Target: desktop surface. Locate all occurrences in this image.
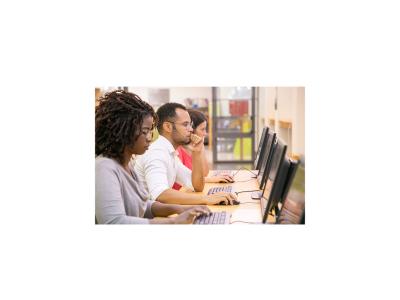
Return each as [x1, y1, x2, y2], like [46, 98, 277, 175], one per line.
[201, 170, 275, 224]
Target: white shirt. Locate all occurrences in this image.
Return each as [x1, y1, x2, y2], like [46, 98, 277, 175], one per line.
[134, 135, 193, 200]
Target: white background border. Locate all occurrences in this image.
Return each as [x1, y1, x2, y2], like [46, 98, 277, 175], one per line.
[1, 1, 399, 299]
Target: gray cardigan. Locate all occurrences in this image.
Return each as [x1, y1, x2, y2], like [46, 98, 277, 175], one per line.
[95, 156, 154, 224]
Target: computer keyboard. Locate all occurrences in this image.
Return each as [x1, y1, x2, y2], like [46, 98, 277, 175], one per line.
[207, 186, 233, 195]
[194, 211, 230, 224]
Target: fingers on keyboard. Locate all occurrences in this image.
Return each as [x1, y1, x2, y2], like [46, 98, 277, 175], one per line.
[194, 211, 227, 224]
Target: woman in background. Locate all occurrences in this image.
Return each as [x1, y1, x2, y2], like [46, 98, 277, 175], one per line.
[172, 109, 234, 190]
[95, 90, 210, 224]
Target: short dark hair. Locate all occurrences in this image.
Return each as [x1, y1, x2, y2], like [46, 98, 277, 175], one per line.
[156, 102, 187, 133]
[187, 109, 207, 129]
[95, 90, 157, 164]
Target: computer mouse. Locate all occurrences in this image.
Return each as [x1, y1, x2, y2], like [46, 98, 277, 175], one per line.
[218, 200, 240, 205]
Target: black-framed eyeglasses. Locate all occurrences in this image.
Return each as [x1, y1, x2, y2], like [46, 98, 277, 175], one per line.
[167, 121, 194, 130]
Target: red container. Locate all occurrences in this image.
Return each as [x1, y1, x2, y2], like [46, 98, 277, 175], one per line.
[229, 100, 248, 116]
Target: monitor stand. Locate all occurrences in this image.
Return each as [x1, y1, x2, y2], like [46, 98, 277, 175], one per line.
[251, 191, 262, 199]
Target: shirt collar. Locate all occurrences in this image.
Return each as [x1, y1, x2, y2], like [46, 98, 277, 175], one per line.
[156, 135, 178, 156]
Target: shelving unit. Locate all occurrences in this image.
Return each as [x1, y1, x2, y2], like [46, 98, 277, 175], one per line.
[211, 87, 256, 164]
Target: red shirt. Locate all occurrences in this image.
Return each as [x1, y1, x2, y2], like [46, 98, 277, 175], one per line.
[172, 146, 192, 190]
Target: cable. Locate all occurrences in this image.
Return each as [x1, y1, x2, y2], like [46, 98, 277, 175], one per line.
[235, 189, 262, 195]
[229, 220, 259, 224]
[232, 178, 254, 183]
[232, 167, 258, 177]
[231, 167, 245, 177]
[243, 167, 259, 176]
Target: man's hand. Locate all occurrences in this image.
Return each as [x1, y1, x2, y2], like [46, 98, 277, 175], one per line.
[190, 134, 204, 153]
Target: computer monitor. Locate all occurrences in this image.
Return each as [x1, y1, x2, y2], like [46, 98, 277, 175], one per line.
[276, 162, 305, 224]
[257, 130, 276, 190]
[280, 159, 299, 206]
[261, 138, 288, 224]
[253, 127, 269, 170]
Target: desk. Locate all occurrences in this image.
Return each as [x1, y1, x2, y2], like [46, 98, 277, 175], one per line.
[199, 170, 275, 224]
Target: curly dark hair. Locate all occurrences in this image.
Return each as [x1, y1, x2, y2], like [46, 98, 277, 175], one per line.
[95, 90, 158, 164]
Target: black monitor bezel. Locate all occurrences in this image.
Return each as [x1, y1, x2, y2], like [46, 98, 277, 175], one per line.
[280, 159, 299, 207]
[262, 138, 288, 224]
[254, 127, 269, 170]
[277, 162, 305, 223]
[257, 131, 276, 190]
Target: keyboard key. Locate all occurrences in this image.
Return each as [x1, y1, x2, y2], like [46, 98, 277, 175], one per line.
[194, 211, 230, 224]
[210, 213, 217, 224]
[207, 186, 233, 195]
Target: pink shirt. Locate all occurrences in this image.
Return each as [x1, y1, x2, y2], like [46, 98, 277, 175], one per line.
[172, 146, 192, 190]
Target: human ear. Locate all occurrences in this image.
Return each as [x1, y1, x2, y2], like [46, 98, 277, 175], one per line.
[162, 121, 172, 134]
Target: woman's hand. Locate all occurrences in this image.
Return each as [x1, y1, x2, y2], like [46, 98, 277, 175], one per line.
[172, 206, 212, 224]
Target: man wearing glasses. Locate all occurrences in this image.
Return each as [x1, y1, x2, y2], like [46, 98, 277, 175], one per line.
[134, 102, 237, 205]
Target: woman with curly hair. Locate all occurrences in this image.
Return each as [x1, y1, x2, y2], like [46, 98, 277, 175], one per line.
[95, 90, 210, 224]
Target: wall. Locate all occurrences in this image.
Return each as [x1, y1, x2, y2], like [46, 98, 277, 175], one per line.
[169, 87, 212, 104]
[125, 87, 212, 105]
[257, 87, 305, 160]
[292, 87, 305, 157]
[127, 87, 150, 100]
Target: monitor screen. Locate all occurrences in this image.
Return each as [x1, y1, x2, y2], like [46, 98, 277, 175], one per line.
[287, 164, 305, 201]
[277, 163, 305, 224]
[257, 131, 276, 189]
[253, 127, 269, 170]
[280, 159, 300, 205]
[261, 138, 288, 223]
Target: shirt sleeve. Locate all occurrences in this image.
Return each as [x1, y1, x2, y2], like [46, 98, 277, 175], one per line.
[142, 154, 171, 200]
[144, 200, 154, 219]
[96, 161, 150, 224]
[175, 158, 194, 189]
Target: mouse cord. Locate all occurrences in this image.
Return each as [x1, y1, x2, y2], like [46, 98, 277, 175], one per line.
[229, 211, 274, 224]
[243, 167, 258, 176]
[232, 178, 254, 183]
[229, 220, 259, 224]
[232, 167, 258, 177]
[235, 189, 262, 195]
[231, 167, 257, 177]
[231, 167, 244, 177]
